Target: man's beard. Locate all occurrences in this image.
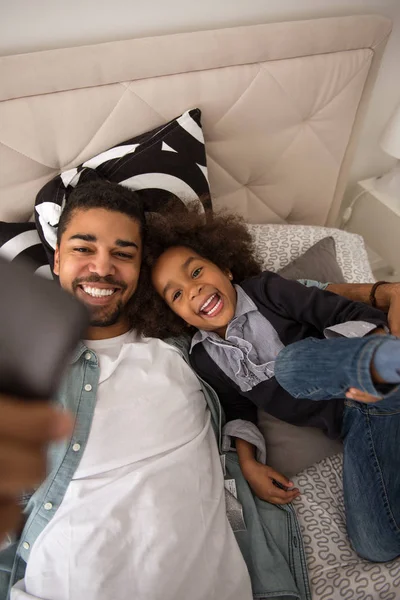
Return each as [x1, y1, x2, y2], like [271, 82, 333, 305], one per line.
[72, 275, 128, 328]
[89, 302, 124, 328]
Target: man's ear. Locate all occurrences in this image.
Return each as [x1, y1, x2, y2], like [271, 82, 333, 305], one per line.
[53, 245, 60, 276]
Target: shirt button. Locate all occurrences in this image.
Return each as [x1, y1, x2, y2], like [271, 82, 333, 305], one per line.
[22, 542, 30, 550]
[72, 443, 81, 452]
[85, 352, 92, 361]
[84, 384, 92, 392]
[44, 502, 53, 511]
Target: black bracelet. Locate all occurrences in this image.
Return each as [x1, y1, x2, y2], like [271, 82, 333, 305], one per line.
[369, 280, 389, 308]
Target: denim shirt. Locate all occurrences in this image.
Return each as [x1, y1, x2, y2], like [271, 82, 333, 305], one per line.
[0, 336, 312, 600]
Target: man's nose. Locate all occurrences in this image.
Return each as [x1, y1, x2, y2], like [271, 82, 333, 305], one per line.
[88, 252, 116, 277]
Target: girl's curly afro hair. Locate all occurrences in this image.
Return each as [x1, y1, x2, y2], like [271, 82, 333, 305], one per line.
[132, 202, 264, 339]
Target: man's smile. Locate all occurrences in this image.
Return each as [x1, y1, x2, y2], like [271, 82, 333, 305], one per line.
[75, 284, 120, 306]
[72, 278, 127, 307]
[81, 285, 117, 298]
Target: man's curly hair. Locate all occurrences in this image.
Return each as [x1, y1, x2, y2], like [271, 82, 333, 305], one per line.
[133, 202, 263, 339]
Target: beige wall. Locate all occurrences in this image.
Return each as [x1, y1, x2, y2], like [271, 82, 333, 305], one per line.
[1, 0, 399, 196]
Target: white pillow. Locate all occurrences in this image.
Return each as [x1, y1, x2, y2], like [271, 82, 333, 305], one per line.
[247, 224, 374, 283]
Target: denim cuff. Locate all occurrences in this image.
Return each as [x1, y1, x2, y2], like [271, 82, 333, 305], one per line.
[351, 335, 399, 397]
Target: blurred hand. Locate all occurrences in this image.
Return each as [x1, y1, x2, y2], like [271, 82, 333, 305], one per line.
[345, 387, 382, 403]
[241, 460, 300, 505]
[387, 284, 400, 336]
[369, 327, 387, 336]
[0, 395, 72, 541]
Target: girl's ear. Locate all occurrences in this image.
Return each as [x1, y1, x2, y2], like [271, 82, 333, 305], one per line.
[227, 271, 233, 281]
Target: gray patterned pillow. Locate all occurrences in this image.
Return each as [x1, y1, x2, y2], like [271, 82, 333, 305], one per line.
[278, 236, 345, 283]
[248, 224, 374, 283]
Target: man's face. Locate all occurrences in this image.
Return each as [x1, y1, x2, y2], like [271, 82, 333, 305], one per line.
[54, 208, 142, 336]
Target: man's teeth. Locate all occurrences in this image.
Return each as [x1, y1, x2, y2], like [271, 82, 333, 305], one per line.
[82, 286, 115, 298]
[200, 294, 217, 312]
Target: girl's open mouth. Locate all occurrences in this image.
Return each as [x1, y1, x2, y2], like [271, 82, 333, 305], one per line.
[199, 293, 224, 318]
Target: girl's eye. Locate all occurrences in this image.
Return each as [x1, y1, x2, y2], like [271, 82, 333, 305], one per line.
[115, 252, 133, 259]
[192, 267, 202, 278]
[172, 290, 182, 302]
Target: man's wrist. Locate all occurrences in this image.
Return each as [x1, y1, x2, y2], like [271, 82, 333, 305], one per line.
[374, 283, 400, 311]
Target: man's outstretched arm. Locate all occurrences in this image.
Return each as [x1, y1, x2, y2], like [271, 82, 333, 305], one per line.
[326, 282, 400, 335]
[0, 395, 72, 543]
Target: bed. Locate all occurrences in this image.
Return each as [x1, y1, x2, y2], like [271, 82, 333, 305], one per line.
[1, 13, 399, 600]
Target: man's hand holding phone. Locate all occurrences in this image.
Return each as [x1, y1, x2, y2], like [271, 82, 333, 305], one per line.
[0, 257, 89, 542]
[0, 394, 73, 542]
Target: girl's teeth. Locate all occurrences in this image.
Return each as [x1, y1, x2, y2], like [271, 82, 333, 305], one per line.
[205, 298, 222, 315]
[200, 294, 216, 311]
[82, 286, 115, 298]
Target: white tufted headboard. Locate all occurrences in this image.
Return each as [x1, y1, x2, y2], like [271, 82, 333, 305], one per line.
[0, 15, 392, 225]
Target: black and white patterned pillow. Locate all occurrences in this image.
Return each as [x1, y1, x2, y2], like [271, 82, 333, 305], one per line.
[0, 222, 52, 278]
[35, 108, 210, 267]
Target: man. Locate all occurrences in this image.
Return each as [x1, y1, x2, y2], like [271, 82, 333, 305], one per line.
[0, 180, 399, 600]
[0, 182, 257, 600]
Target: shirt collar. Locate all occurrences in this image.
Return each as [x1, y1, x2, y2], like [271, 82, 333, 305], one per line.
[69, 341, 88, 364]
[234, 284, 258, 319]
[69, 329, 138, 364]
[190, 285, 258, 353]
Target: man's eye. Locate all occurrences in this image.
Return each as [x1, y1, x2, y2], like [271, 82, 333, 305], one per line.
[74, 247, 90, 253]
[172, 291, 182, 302]
[192, 267, 202, 278]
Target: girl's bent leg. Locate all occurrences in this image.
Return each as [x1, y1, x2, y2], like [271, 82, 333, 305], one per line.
[274, 335, 399, 401]
[342, 400, 400, 561]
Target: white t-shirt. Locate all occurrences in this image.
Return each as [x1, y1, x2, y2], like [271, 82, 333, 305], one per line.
[13, 331, 251, 600]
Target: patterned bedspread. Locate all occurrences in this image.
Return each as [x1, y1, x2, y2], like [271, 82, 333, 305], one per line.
[292, 454, 400, 600]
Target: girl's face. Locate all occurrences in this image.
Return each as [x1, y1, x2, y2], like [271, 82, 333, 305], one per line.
[151, 246, 237, 337]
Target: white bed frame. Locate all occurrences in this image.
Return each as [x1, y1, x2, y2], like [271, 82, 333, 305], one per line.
[0, 14, 392, 227]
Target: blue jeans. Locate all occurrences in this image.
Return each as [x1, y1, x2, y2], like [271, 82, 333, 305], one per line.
[274, 335, 400, 562]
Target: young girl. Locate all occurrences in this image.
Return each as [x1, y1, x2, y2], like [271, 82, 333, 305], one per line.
[139, 204, 400, 562]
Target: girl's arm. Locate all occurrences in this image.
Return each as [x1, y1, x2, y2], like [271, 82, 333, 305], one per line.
[190, 349, 299, 504]
[236, 438, 300, 505]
